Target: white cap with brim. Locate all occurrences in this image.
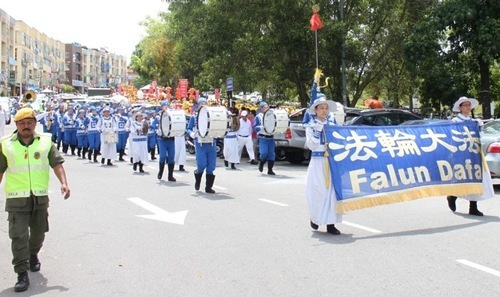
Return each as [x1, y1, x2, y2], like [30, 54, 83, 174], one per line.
[452, 97, 479, 112]
[309, 98, 337, 115]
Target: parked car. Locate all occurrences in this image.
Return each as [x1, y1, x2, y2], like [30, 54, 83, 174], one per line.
[344, 108, 423, 126]
[0, 97, 12, 124]
[480, 119, 500, 185]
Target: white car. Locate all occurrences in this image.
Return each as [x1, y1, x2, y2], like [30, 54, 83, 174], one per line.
[0, 97, 12, 124]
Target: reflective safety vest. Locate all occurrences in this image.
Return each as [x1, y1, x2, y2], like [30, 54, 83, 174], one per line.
[1, 134, 52, 198]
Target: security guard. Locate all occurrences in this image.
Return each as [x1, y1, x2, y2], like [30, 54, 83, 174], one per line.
[0, 108, 71, 292]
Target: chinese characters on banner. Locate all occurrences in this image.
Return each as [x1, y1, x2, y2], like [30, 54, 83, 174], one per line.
[324, 121, 484, 213]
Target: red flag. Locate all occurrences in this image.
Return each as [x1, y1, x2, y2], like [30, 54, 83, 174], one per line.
[310, 12, 323, 31]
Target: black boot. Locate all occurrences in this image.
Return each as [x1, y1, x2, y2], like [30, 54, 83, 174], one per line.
[179, 165, 185, 172]
[93, 151, 98, 162]
[119, 149, 125, 161]
[224, 160, 229, 167]
[231, 163, 236, 169]
[62, 144, 68, 154]
[101, 158, 105, 164]
[158, 162, 165, 180]
[82, 148, 88, 159]
[205, 173, 216, 194]
[139, 162, 145, 173]
[151, 149, 157, 160]
[326, 224, 341, 235]
[447, 196, 457, 212]
[107, 159, 113, 166]
[71, 145, 76, 155]
[194, 171, 203, 191]
[259, 160, 266, 172]
[469, 201, 483, 216]
[168, 164, 176, 182]
[29, 254, 41, 272]
[267, 161, 276, 175]
[310, 220, 319, 230]
[130, 157, 133, 164]
[14, 272, 29, 292]
[77, 148, 82, 157]
[133, 162, 138, 171]
[88, 149, 93, 160]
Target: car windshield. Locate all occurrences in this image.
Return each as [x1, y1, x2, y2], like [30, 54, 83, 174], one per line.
[483, 121, 500, 134]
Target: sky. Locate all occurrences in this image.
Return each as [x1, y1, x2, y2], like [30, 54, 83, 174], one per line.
[2, 0, 168, 62]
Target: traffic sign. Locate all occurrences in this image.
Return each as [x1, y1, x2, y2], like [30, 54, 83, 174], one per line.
[226, 77, 233, 92]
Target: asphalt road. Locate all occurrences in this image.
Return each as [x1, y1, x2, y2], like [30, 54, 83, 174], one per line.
[0, 123, 499, 297]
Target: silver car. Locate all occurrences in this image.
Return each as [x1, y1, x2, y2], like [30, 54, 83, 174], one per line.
[481, 119, 500, 185]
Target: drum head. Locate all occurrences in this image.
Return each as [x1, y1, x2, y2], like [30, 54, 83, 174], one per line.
[263, 110, 276, 134]
[160, 110, 170, 137]
[197, 106, 209, 137]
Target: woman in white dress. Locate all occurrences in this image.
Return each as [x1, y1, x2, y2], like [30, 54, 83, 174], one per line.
[130, 112, 149, 173]
[446, 96, 494, 216]
[224, 111, 240, 169]
[98, 107, 117, 166]
[305, 97, 342, 235]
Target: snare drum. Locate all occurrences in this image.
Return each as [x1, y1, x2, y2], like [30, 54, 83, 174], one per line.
[197, 106, 229, 138]
[103, 131, 118, 144]
[263, 109, 290, 134]
[160, 110, 187, 137]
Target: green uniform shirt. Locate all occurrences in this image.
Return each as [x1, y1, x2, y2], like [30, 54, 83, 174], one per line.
[0, 131, 64, 212]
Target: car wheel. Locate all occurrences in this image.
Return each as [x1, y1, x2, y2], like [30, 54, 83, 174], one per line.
[275, 148, 287, 161]
[286, 151, 306, 164]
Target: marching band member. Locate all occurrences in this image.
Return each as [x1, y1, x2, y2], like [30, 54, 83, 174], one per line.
[130, 112, 149, 173]
[187, 98, 217, 193]
[87, 106, 101, 162]
[224, 110, 240, 169]
[54, 103, 65, 151]
[253, 102, 276, 175]
[115, 107, 129, 161]
[75, 109, 90, 159]
[305, 96, 342, 235]
[39, 104, 57, 142]
[446, 96, 494, 216]
[97, 107, 117, 166]
[174, 132, 187, 172]
[146, 111, 157, 160]
[125, 108, 139, 164]
[61, 106, 77, 155]
[237, 110, 258, 165]
[155, 102, 176, 181]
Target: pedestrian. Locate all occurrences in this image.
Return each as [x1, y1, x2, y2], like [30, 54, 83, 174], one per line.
[305, 96, 342, 235]
[237, 109, 258, 165]
[98, 106, 117, 166]
[114, 106, 129, 161]
[0, 107, 71, 292]
[446, 96, 494, 216]
[75, 109, 89, 159]
[61, 106, 77, 155]
[253, 102, 276, 175]
[86, 106, 101, 162]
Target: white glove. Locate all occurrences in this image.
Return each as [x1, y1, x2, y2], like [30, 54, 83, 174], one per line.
[190, 132, 196, 138]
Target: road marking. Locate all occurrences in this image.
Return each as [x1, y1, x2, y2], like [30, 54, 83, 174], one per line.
[342, 221, 382, 234]
[128, 197, 188, 225]
[259, 199, 289, 207]
[212, 185, 228, 191]
[456, 259, 500, 277]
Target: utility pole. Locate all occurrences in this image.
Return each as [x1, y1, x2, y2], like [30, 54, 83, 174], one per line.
[340, 0, 347, 107]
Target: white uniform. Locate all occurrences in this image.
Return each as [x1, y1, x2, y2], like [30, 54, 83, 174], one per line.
[130, 120, 149, 165]
[451, 114, 494, 201]
[224, 129, 240, 164]
[237, 117, 255, 160]
[174, 136, 186, 166]
[98, 116, 117, 160]
[305, 113, 342, 225]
